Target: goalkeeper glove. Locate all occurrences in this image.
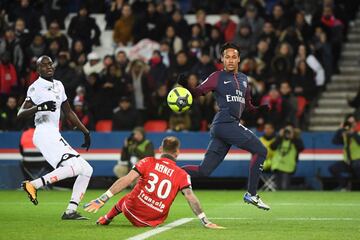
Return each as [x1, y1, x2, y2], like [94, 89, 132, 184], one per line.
[198, 213, 225, 229]
[37, 101, 56, 112]
[84, 190, 113, 213]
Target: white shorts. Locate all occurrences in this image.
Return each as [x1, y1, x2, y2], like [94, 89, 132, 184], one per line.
[33, 126, 80, 169]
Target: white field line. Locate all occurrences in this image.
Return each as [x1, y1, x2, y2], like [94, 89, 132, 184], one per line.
[211, 217, 360, 221]
[1, 202, 360, 207]
[126, 218, 193, 240]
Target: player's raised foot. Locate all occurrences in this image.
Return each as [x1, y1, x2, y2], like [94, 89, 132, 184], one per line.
[61, 211, 89, 220]
[96, 216, 112, 225]
[243, 192, 270, 210]
[22, 181, 38, 205]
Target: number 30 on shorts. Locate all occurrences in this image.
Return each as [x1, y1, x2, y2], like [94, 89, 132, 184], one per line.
[145, 173, 172, 199]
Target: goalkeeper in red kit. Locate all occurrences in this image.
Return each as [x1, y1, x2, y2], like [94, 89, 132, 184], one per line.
[84, 136, 223, 229]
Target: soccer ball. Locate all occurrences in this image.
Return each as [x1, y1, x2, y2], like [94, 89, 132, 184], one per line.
[167, 87, 193, 113]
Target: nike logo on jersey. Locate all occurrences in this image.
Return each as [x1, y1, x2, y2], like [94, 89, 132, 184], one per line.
[224, 81, 232, 84]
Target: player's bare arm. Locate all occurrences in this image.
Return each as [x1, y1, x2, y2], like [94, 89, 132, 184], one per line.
[182, 188, 225, 229]
[84, 170, 140, 213]
[61, 100, 91, 150]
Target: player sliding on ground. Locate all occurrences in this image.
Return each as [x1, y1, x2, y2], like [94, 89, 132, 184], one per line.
[179, 43, 270, 210]
[84, 136, 224, 229]
[17, 55, 92, 220]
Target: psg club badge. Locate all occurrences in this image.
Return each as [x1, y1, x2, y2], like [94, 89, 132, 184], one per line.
[243, 81, 247, 88]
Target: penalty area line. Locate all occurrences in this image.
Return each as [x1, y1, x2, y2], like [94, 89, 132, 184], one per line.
[126, 218, 193, 240]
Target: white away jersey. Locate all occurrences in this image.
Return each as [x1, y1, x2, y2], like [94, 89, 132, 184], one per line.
[26, 77, 67, 128]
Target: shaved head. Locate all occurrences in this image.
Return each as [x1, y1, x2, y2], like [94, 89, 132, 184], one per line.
[36, 55, 55, 80]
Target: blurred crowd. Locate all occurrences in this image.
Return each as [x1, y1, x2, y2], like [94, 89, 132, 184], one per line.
[0, 0, 359, 132]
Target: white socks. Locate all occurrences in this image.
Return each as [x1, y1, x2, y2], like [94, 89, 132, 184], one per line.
[31, 166, 75, 189]
[66, 175, 91, 212]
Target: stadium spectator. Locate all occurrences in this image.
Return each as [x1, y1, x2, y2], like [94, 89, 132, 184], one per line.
[0, 52, 17, 97]
[270, 42, 294, 83]
[26, 34, 47, 60]
[291, 60, 317, 102]
[208, 26, 224, 62]
[258, 21, 278, 55]
[191, 50, 217, 81]
[63, 92, 94, 131]
[319, 5, 344, 73]
[43, 0, 69, 29]
[234, 22, 256, 59]
[254, 39, 272, 79]
[45, 39, 61, 63]
[0, 27, 24, 75]
[191, 9, 212, 43]
[114, 50, 129, 74]
[268, 4, 289, 36]
[168, 51, 191, 86]
[294, 44, 325, 90]
[169, 10, 190, 42]
[105, 0, 126, 30]
[260, 85, 283, 130]
[240, 5, 264, 40]
[330, 115, 360, 190]
[23, 57, 38, 88]
[294, 11, 312, 44]
[162, 25, 183, 55]
[214, 9, 237, 42]
[0, 95, 19, 130]
[43, 21, 69, 52]
[119, 126, 154, 170]
[147, 50, 168, 91]
[149, 84, 171, 120]
[54, 51, 80, 100]
[69, 40, 87, 70]
[128, 59, 149, 116]
[270, 123, 304, 190]
[311, 26, 333, 84]
[279, 81, 298, 128]
[9, 0, 41, 35]
[259, 122, 276, 171]
[14, 18, 32, 52]
[113, 4, 135, 47]
[133, 1, 165, 43]
[83, 52, 103, 76]
[67, 5, 101, 53]
[112, 96, 142, 131]
[159, 40, 174, 68]
[169, 111, 191, 132]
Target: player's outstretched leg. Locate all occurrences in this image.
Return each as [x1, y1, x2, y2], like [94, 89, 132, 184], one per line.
[22, 181, 38, 205]
[62, 157, 93, 220]
[97, 196, 126, 225]
[241, 135, 270, 210]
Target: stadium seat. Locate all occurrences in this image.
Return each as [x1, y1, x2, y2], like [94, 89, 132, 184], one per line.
[95, 120, 113, 132]
[144, 120, 168, 132]
[200, 120, 208, 131]
[296, 96, 307, 118]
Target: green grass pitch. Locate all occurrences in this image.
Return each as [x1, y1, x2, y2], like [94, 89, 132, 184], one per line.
[0, 190, 359, 240]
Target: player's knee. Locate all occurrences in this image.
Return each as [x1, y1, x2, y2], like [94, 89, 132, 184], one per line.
[79, 157, 93, 177]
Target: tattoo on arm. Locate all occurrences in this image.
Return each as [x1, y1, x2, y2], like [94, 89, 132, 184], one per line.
[182, 188, 203, 216]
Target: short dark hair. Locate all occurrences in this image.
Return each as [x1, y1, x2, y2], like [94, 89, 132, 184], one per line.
[161, 136, 180, 154]
[220, 42, 240, 56]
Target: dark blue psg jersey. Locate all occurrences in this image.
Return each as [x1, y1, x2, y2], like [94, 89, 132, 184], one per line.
[192, 70, 258, 124]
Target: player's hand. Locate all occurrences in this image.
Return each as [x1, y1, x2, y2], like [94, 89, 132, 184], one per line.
[37, 101, 56, 112]
[204, 222, 226, 229]
[258, 104, 270, 114]
[176, 73, 187, 87]
[83, 198, 105, 213]
[81, 132, 91, 151]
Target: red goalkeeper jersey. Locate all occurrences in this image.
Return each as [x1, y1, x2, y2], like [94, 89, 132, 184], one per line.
[123, 155, 192, 226]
